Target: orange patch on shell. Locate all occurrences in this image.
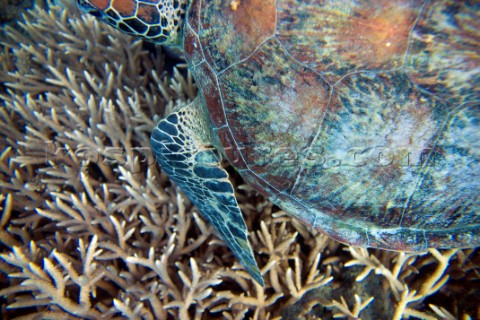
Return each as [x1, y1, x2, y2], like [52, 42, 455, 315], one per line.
[111, 0, 137, 17]
[137, 4, 158, 23]
[88, 0, 111, 10]
[343, 1, 417, 68]
[228, 0, 275, 41]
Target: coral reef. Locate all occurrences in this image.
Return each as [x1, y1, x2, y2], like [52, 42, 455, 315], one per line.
[0, 1, 479, 319]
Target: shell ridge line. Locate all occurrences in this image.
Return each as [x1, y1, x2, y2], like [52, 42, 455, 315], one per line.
[273, 29, 343, 196]
[329, 0, 428, 88]
[275, 35, 333, 87]
[192, 58, 206, 70]
[210, 14, 275, 189]
[285, 0, 427, 195]
[216, 35, 276, 76]
[197, 72, 230, 155]
[237, 168, 283, 196]
[236, 176, 479, 249]
[401, 0, 430, 68]
[279, 42, 404, 195]
[272, 34, 337, 195]
[212, 124, 228, 131]
[185, 4, 206, 69]
[187, 2, 231, 161]
[288, 85, 334, 196]
[398, 100, 479, 227]
[282, 180, 480, 235]
[213, 69, 244, 165]
[409, 81, 448, 108]
[184, 5, 265, 197]
[217, 0, 279, 76]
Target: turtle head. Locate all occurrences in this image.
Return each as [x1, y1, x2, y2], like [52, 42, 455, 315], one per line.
[76, 0, 187, 46]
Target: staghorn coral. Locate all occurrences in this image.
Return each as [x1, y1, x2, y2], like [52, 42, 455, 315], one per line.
[0, 1, 479, 319]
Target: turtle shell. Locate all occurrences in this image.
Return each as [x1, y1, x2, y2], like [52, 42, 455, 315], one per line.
[184, 0, 480, 250]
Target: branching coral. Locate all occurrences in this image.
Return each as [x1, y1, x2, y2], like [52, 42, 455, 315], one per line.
[0, 1, 479, 319]
[1, 238, 104, 319]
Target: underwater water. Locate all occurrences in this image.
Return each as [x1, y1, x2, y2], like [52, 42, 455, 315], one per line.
[0, 0, 479, 319]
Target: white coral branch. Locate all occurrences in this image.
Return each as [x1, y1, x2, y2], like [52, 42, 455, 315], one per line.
[326, 294, 374, 319]
[0, 237, 104, 319]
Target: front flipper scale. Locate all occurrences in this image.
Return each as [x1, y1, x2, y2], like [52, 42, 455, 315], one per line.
[150, 98, 264, 286]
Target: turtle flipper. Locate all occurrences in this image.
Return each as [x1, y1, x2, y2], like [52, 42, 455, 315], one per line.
[150, 98, 263, 286]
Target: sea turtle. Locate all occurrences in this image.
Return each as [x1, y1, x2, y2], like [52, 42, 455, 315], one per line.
[76, 0, 480, 285]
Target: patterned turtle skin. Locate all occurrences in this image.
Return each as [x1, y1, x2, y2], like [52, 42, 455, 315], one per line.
[77, 0, 480, 284]
[76, 0, 186, 44]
